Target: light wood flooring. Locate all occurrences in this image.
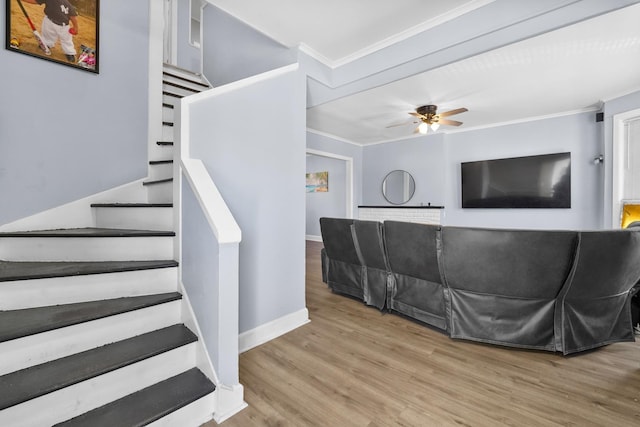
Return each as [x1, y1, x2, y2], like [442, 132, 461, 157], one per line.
[206, 241, 640, 426]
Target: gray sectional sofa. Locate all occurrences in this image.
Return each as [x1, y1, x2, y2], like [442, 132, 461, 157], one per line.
[319, 217, 640, 355]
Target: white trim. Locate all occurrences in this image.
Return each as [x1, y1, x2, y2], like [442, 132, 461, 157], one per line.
[179, 280, 220, 385]
[306, 148, 354, 219]
[148, 0, 164, 177]
[305, 234, 322, 242]
[222, 1, 493, 69]
[600, 85, 640, 104]
[238, 308, 310, 353]
[612, 108, 640, 228]
[183, 63, 299, 107]
[330, 0, 496, 68]
[297, 43, 335, 68]
[181, 159, 242, 244]
[306, 128, 361, 146]
[213, 384, 248, 424]
[336, 107, 602, 147]
[443, 107, 601, 135]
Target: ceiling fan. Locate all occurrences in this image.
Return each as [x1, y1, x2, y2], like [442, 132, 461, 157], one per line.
[388, 105, 468, 134]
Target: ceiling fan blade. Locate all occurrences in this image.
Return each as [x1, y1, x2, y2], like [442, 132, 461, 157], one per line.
[438, 118, 463, 126]
[438, 107, 468, 118]
[386, 120, 418, 128]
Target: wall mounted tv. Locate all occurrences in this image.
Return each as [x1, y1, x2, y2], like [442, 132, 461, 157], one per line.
[461, 152, 571, 208]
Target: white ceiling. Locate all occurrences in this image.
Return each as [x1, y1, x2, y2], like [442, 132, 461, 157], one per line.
[208, 0, 640, 145]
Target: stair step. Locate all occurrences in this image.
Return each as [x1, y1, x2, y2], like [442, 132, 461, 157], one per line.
[91, 203, 173, 208]
[0, 228, 175, 262]
[163, 79, 202, 94]
[162, 102, 174, 109]
[91, 204, 173, 231]
[149, 159, 173, 165]
[0, 259, 177, 282]
[0, 324, 196, 411]
[157, 141, 174, 146]
[0, 292, 181, 344]
[163, 121, 174, 127]
[163, 70, 210, 88]
[56, 368, 215, 427]
[143, 178, 173, 186]
[0, 228, 174, 238]
[162, 90, 184, 99]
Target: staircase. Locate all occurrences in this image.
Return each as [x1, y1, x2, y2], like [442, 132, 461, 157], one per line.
[0, 65, 215, 426]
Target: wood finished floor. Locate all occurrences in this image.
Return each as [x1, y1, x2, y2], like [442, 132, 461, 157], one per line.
[206, 241, 640, 426]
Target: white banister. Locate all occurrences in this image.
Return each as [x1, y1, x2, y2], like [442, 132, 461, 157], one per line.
[181, 158, 241, 244]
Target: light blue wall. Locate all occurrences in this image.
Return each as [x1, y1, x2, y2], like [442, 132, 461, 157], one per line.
[176, 0, 201, 72]
[0, 0, 149, 226]
[361, 112, 603, 229]
[306, 131, 363, 217]
[444, 113, 602, 229]
[201, 5, 295, 87]
[363, 134, 446, 207]
[306, 155, 346, 238]
[188, 67, 306, 334]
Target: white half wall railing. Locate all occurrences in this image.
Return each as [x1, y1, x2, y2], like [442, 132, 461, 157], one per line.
[174, 94, 246, 423]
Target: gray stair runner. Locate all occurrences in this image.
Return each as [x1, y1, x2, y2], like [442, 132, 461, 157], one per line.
[0, 259, 177, 282]
[0, 293, 181, 343]
[55, 368, 215, 427]
[0, 324, 197, 411]
[0, 227, 174, 238]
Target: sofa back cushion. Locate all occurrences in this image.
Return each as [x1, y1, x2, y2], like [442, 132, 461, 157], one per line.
[352, 220, 388, 271]
[384, 221, 441, 283]
[442, 227, 578, 298]
[352, 220, 389, 310]
[559, 229, 640, 353]
[319, 217, 359, 265]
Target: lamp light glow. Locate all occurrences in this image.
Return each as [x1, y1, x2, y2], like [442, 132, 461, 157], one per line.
[430, 122, 440, 131]
[418, 122, 429, 134]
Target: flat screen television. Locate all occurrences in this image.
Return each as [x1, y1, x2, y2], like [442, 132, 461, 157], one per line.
[461, 152, 571, 208]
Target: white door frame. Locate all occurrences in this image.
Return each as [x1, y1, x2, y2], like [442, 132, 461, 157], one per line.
[611, 108, 640, 227]
[163, 0, 178, 65]
[306, 149, 354, 220]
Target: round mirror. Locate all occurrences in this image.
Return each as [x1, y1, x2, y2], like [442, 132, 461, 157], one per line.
[382, 170, 416, 205]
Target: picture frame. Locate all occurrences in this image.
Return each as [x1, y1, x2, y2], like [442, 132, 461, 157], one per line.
[306, 171, 329, 193]
[5, 0, 99, 73]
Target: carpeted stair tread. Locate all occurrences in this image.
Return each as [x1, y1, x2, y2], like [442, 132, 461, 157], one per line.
[0, 259, 178, 282]
[0, 325, 196, 411]
[0, 292, 181, 344]
[55, 368, 215, 427]
[91, 203, 172, 207]
[0, 227, 174, 238]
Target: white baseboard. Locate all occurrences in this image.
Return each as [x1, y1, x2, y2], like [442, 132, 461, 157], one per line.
[238, 308, 310, 353]
[305, 234, 322, 242]
[213, 384, 248, 424]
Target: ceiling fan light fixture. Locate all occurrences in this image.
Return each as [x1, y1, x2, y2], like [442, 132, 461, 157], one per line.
[430, 122, 440, 131]
[418, 122, 429, 134]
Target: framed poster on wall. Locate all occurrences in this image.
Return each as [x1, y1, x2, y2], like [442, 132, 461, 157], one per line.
[5, 0, 99, 72]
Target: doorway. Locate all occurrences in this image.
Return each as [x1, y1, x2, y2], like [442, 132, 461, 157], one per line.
[612, 109, 640, 227]
[305, 149, 353, 241]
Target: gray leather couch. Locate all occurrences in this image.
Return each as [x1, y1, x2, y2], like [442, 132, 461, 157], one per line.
[319, 217, 640, 355]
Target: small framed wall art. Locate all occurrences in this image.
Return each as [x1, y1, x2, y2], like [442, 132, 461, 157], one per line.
[6, 0, 99, 72]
